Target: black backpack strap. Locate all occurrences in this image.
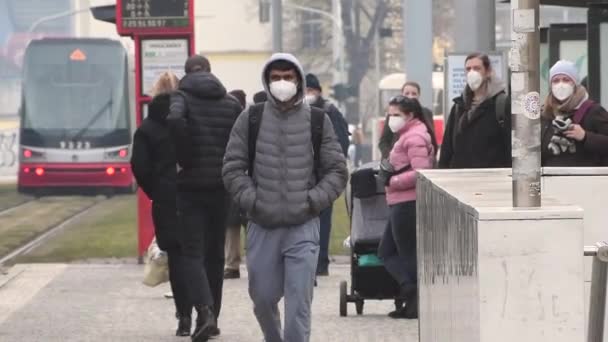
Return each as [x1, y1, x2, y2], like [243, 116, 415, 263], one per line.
[248, 103, 265, 177]
[495, 92, 507, 128]
[310, 107, 325, 182]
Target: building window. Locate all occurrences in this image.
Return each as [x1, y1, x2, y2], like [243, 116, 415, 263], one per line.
[301, 12, 322, 49]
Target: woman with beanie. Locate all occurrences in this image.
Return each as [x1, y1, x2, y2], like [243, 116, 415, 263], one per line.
[541, 60, 608, 166]
[377, 96, 436, 319]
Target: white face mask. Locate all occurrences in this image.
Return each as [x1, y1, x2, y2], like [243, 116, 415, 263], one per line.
[388, 116, 407, 133]
[552, 82, 575, 102]
[305, 94, 318, 104]
[270, 80, 298, 102]
[467, 70, 484, 91]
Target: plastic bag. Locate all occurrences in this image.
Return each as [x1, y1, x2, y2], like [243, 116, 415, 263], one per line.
[343, 235, 351, 249]
[142, 238, 169, 287]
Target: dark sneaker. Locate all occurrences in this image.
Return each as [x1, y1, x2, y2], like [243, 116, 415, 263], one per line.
[223, 269, 240, 279]
[192, 306, 217, 342]
[176, 316, 191, 336]
[403, 294, 418, 319]
[388, 306, 408, 319]
[209, 326, 221, 337]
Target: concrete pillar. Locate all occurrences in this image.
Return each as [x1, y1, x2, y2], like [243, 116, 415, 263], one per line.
[404, 0, 433, 109]
[454, 0, 496, 52]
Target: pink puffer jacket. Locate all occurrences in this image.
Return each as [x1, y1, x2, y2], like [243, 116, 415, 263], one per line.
[385, 118, 434, 205]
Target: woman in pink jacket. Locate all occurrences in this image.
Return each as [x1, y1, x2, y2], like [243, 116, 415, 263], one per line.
[378, 96, 436, 319]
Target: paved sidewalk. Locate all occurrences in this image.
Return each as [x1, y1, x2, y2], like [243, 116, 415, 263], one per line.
[0, 263, 418, 341]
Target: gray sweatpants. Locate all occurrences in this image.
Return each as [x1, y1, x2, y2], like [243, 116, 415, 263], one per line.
[246, 218, 320, 342]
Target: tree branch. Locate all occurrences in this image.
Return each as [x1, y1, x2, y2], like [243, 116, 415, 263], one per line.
[363, 0, 388, 48]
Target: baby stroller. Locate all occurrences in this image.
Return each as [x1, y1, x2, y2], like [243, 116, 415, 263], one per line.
[339, 161, 403, 316]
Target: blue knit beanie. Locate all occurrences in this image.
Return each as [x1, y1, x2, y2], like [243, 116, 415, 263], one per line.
[549, 60, 579, 84]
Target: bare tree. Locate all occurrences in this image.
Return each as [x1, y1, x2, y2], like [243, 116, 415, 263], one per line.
[339, 0, 389, 123]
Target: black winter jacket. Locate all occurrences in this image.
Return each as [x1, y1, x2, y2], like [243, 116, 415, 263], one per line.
[439, 91, 511, 169]
[131, 94, 177, 202]
[310, 97, 350, 157]
[167, 72, 242, 191]
[541, 103, 608, 167]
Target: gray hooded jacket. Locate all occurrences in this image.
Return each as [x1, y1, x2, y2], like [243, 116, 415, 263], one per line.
[222, 53, 348, 228]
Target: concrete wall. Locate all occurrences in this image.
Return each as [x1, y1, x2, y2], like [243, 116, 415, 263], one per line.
[542, 167, 608, 341]
[417, 169, 586, 342]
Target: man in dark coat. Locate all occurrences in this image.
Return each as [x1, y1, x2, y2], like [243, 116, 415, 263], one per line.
[167, 55, 242, 342]
[305, 73, 350, 276]
[439, 53, 511, 169]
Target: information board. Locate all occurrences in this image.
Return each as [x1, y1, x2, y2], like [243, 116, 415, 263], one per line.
[141, 38, 188, 96]
[121, 0, 189, 31]
[444, 52, 506, 120]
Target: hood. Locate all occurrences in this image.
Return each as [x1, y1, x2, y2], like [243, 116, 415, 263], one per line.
[179, 71, 227, 100]
[463, 75, 506, 104]
[261, 53, 306, 108]
[148, 93, 171, 123]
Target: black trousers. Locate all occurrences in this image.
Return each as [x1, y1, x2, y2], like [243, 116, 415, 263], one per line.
[177, 190, 228, 320]
[152, 201, 191, 317]
[378, 200, 417, 288]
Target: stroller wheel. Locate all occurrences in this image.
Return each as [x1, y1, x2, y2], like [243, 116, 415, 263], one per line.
[355, 300, 364, 315]
[339, 281, 348, 317]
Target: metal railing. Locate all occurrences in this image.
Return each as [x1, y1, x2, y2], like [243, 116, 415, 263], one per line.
[585, 241, 608, 342]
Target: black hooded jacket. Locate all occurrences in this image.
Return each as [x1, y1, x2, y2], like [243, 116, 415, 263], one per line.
[439, 79, 511, 169]
[131, 94, 177, 202]
[167, 72, 242, 191]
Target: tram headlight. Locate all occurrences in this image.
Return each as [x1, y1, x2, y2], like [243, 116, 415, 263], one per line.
[105, 148, 129, 160]
[21, 148, 44, 159]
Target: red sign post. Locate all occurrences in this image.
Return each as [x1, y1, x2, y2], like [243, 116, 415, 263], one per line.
[114, 0, 196, 261]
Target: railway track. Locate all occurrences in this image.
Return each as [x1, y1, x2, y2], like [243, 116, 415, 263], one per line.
[0, 197, 106, 265]
[0, 199, 36, 217]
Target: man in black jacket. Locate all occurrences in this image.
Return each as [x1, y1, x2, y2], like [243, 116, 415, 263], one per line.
[439, 53, 511, 169]
[305, 73, 349, 276]
[167, 55, 242, 342]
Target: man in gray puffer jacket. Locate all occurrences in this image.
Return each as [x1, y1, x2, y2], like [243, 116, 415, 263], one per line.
[222, 53, 347, 342]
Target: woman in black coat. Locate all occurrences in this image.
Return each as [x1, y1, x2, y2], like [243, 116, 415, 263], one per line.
[131, 73, 192, 336]
[541, 60, 608, 166]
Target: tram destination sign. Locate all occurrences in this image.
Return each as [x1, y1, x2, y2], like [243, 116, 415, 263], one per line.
[120, 0, 190, 31]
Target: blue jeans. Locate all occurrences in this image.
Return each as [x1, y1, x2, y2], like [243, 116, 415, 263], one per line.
[317, 205, 333, 273]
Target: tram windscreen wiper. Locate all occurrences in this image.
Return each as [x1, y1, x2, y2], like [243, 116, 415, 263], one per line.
[69, 96, 113, 142]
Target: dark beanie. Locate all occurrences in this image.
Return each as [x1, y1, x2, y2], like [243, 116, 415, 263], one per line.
[306, 73, 322, 91]
[253, 91, 268, 104]
[185, 55, 211, 74]
[229, 90, 247, 108]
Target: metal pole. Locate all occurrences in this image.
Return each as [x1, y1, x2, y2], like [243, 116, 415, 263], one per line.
[587, 242, 608, 342]
[510, 0, 541, 207]
[272, 0, 283, 52]
[375, 26, 381, 118]
[405, 0, 433, 108]
[332, 0, 342, 85]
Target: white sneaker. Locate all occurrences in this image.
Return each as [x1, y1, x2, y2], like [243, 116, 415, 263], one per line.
[164, 291, 173, 299]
